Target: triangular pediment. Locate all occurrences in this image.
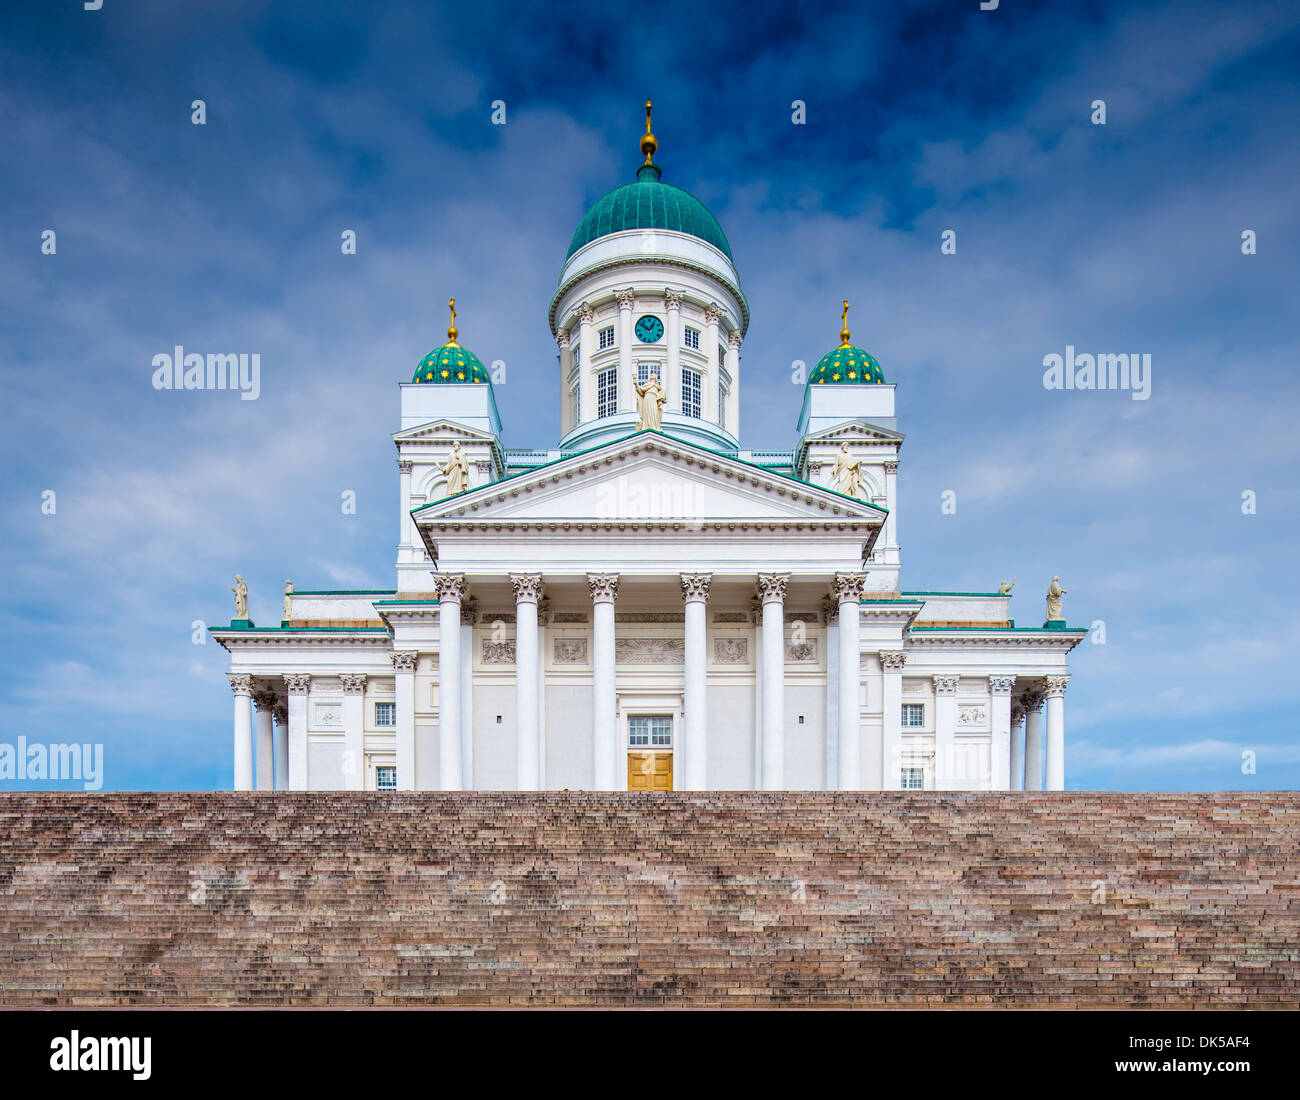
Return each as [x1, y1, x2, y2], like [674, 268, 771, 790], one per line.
[414, 431, 885, 526]
[802, 419, 904, 445]
[393, 419, 498, 444]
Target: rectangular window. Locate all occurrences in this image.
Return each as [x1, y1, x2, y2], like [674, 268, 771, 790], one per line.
[681, 367, 701, 418]
[683, 326, 700, 350]
[374, 702, 396, 727]
[376, 765, 397, 790]
[718, 382, 727, 431]
[901, 767, 924, 790]
[718, 344, 727, 368]
[597, 368, 618, 418]
[628, 715, 673, 748]
[901, 703, 925, 728]
[570, 342, 580, 366]
[636, 361, 660, 384]
[598, 326, 616, 350]
[570, 382, 580, 426]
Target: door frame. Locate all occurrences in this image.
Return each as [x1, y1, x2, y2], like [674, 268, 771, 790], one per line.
[617, 693, 682, 791]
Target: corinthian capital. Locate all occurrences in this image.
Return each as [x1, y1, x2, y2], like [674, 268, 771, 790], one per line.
[556, 329, 570, 350]
[616, 289, 636, 311]
[282, 673, 311, 695]
[510, 572, 545, 604]
[755, 572, 789, 605]
[989, 675, 1016, 696]
[704, 303, 722, 325]
[1043, 675, 1070, 699]
[664, 288, 683, 311]
[339, 673, 367, 695]
[727, 329, 742, 350]
[680, 572, 712, 603]
[587, 572, 620, 604]
[227, 674, 254, 698]
[389, 651, 418, 673]
[933, 674, 960, 696]
[831, 572, 867, 605]
[433, 572, 467, 604]
[578, 302, 594, 324]
[879, 650, 907, 671]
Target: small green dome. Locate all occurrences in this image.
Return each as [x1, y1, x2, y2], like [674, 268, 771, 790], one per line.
[412, 343, 489, 384]
[808, 345, 886, 385]
[566, 162, 733, 262]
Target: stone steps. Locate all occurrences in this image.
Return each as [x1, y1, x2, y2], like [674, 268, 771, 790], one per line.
[0, 792, 1297, 1006]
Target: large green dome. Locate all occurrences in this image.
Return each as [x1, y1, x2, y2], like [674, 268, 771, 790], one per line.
[566, 162, 733, 261]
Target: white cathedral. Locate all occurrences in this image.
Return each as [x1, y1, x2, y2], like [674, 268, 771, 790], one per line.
[215, 106, 1084, 795]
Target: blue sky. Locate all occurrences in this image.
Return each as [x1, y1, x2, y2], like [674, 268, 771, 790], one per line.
[2, 0, 1298, 790]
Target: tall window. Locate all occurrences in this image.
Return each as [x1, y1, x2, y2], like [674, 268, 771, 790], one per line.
[570, 342, 580, 366]
[598, 326, 616, 350]
[636, 362, 660, 384]
[628, 716, 672, 747]
[681, 367, 702, 418]
[374, 702, 395, 727]
[901, 767, 925, 790]
[901, 703, 925, 728]
[718, 381, 727, 431]
[570, 381, 581, 426]
[683, 326, 700, 350]
[597, 368, 618, 418]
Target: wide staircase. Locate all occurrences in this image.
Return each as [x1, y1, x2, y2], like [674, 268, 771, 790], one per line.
[1, 791, 1297, 1006]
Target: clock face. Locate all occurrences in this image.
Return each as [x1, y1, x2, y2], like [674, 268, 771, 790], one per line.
[634, 315, 664, 343]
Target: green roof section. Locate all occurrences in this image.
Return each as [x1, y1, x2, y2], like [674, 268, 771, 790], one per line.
[808, 344, 886, 386]
[566, 162, 733, 262]
[412, 342, 490, 385]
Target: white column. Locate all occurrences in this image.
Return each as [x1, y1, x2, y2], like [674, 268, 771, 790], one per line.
[665, 290, 682, 413]
[340, 673, 366, 791]
[882, 461, 899, 565]
[434, 574, 465, 791]
[398, 459, 413, 562]
[284, 674, 310, 791]
[1023, 692, 1044, 791]
[1010, 704, 1026, 791]
[822, 599, 839, 789]
[273, 705, 288, 790]
[557, 330, 572, 435]
[757, 573, 789, 790]
[512, 573, 544, 790]
[390, 654, 417, 790]
[253, 690, 275, 791]
[933, 674, 959, 790]
[681, 573, 711, 790]
[589, 573, 619, 788]
[712, 308, 722, 429]
[229, 674, 254, 791]
[880, 652, 905, 788]
[460, 599, 477, 789]
[833, 573, 866, 789]
[1044, 675, 1069, 791]
[537, 598, 549, 788]
[725, 329, 741, 438]
[578, 303, 595, 424]
[990, 676, 1015, 791]
[752, 600, 764, 787]
[616, 290, 635, 412]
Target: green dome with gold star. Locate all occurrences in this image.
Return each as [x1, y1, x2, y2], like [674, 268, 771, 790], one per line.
[412, 298, 491, 384]
[807, 299, 886, 385]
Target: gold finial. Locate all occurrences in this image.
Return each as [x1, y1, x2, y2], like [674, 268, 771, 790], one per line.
[839, 298, 852, 347]
[640, 99, 657, 164]
[446, 297, 459, 346]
